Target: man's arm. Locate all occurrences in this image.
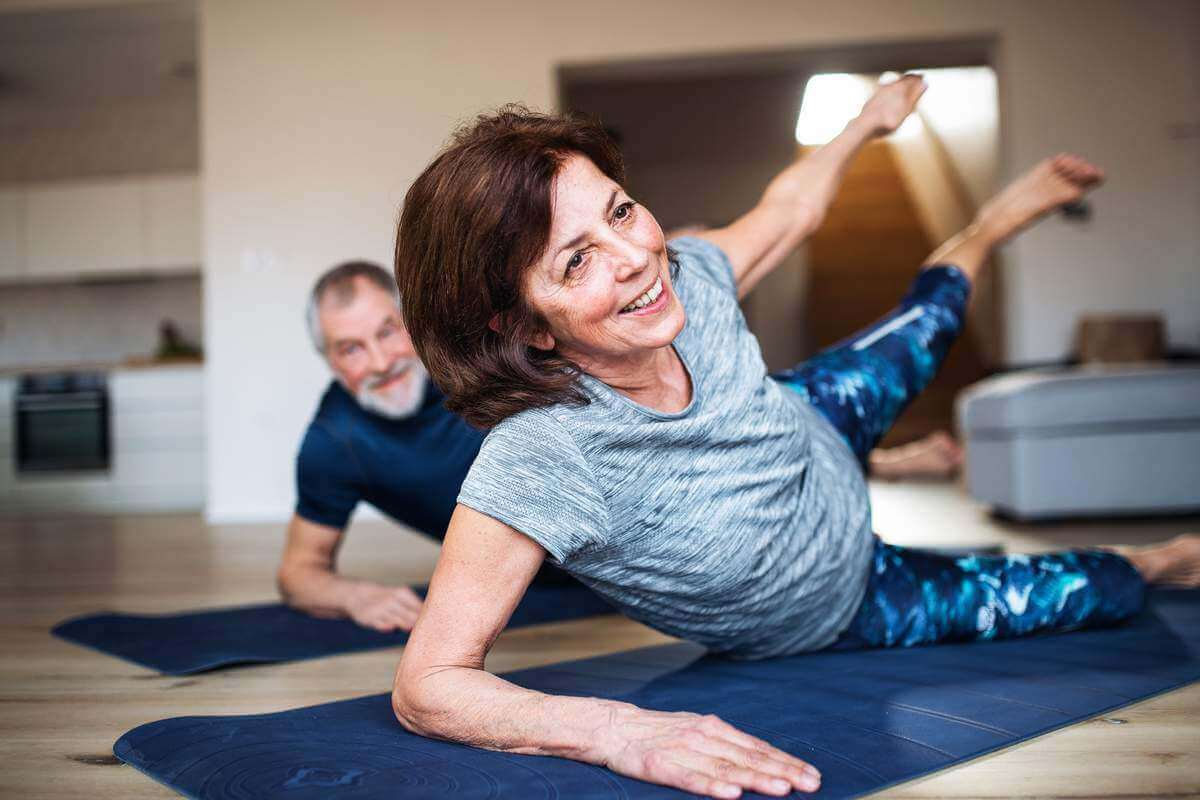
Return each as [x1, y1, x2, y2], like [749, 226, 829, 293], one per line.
[392, 504, 819, 799]
[277, 514, 423, 632]
[697, 75, 927, 298]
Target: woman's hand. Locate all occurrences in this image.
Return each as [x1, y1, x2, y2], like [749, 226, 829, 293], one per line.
[858, 74, 927, 138]
[594, 704, 821, 798]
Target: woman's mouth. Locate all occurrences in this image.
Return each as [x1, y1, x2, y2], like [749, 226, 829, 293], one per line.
[619, 276, 666, 315]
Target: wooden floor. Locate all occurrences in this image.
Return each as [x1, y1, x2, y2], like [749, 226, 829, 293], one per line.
[1, 482, 1197, 799]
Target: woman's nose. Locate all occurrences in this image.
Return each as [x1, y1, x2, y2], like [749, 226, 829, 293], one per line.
[611, 239, 650, 282]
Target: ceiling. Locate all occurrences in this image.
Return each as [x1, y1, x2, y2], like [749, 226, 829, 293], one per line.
[0, 1, 198, 183]
[0, 1, 194, 104]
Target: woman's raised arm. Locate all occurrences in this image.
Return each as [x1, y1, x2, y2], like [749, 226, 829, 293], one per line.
[697, 75, 927, 299]
[392, 503, 821, 799]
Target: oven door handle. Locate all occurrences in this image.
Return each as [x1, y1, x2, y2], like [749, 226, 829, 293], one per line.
[18, 400, 105, 412]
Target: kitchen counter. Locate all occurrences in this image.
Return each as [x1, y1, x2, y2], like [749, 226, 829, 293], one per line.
[0, 356, 203, 377]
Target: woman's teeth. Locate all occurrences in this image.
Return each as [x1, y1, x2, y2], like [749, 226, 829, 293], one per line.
[621, 277, 664, 313]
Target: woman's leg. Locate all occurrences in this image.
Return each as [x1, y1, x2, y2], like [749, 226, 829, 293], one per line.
[773, 266, 969, 465]
[774, 154, 1105, 465]
[839, 537, 1147, 649]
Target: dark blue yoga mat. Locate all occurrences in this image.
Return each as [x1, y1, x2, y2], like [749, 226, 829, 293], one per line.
[115, 589, 1199, 799]
[53, 582, 614, 675]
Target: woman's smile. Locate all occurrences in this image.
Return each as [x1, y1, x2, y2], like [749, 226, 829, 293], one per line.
[619, 275, 668, 316]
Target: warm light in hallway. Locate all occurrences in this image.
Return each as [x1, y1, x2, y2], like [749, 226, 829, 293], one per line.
[796, 66, 997, 147]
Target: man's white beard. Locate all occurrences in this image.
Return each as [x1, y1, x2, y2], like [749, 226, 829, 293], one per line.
[354, 360, 429, 420]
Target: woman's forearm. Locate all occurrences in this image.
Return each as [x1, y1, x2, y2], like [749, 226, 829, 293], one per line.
[759, 114, 877, 232]
[719, 77, 925, 297]
[720, 114, 884, 298]
[393, 662, 822, 797]
[393, 664, 626, 762]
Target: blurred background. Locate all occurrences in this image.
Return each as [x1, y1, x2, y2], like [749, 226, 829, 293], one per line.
[0, 0, 1196, 520]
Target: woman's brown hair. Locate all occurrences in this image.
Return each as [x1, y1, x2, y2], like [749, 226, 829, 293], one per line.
[394, 105, 625, 429]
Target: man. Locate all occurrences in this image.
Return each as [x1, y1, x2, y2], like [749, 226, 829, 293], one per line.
[278, 261, 486, 632]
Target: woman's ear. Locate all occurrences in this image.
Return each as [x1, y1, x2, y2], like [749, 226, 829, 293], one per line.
[528, 330, 556, 351]
[489, 313, 555, 351]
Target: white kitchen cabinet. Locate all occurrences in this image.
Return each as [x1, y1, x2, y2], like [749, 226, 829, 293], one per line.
[0, 189, 25, 279]
[26, 178, 144, 277]
[142, 174, 202, 270]
[12, 173, 200, 282]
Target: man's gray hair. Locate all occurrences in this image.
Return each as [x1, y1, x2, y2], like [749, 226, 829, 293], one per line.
[306, 261, 400, 354]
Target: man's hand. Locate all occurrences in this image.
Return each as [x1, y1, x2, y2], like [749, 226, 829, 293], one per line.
[859, 74, 927, 138]
[346, 583, 424, 632]
[594, 705, 821, 798]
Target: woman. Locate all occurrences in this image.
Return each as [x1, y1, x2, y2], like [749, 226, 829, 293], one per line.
[391, 78, 1199, 799]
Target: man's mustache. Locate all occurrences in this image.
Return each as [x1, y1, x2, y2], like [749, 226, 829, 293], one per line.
[363, 360, 419, 391]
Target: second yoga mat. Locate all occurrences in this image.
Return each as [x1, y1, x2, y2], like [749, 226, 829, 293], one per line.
[53, 581, 615, 675]
[115, 589, 1199, 798]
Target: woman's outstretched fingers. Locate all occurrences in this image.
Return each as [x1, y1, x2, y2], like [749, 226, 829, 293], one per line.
[604, 708, 820, 797]
[687, 726, 819, 792]
[684, 751, 810, 797]
[656, 750, 799, 799]
[699, 714, 820, 788]
[660, 761, 742, 799]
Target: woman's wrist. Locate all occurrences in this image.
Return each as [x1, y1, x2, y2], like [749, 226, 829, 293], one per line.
[846, 112, 884, 141]
[574, 699, 640, 766]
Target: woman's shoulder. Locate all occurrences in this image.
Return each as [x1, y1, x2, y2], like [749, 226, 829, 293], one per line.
[481, 405, 579, 456]
[668, 235, 737, 296]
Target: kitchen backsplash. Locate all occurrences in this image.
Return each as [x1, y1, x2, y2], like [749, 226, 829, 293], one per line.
[0, 275, 201, 369]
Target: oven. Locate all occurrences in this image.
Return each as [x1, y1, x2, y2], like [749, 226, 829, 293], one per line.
[15, 372, 111, 473]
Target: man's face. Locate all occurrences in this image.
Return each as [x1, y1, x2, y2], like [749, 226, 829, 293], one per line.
[319, 277, 427, 419]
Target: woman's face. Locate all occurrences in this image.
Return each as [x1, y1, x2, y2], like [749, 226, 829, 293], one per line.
[523, 154, 685, 375]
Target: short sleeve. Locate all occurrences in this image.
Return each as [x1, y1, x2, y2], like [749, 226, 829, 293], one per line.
[457, 409, 609, 563]
[294, 423, 363, 529]
[669, 235, 737, 297]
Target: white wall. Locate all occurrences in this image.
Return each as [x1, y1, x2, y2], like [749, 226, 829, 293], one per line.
[889, 67, 998, 247]
[916, 67, 999, 211]
[202, 0, 1200, 521]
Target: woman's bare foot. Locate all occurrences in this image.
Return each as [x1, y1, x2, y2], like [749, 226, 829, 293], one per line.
[922, 154, 1104, 282]
[869, 431, 963, 481]
[1113, 534, 1200, 588]
[974, 154, 1105, 246]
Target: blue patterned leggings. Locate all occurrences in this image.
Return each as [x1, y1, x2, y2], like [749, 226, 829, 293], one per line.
[773, 265, 1145, 648]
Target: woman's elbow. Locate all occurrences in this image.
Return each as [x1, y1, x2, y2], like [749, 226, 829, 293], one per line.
[391, 671, 441, 737]
[792, 199, 825, 241]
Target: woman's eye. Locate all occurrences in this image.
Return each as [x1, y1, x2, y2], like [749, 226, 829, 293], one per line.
[565, 252, 583, 276]
[613, 201, 636, 222]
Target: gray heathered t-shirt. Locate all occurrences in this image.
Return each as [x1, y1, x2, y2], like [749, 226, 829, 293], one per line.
[457, 237, 874, 659]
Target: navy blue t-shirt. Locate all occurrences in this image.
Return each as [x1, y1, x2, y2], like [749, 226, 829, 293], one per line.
[295, 381, 483, 538]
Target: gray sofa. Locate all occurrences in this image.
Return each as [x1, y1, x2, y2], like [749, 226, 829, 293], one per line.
[956, 365, 1200, 519]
